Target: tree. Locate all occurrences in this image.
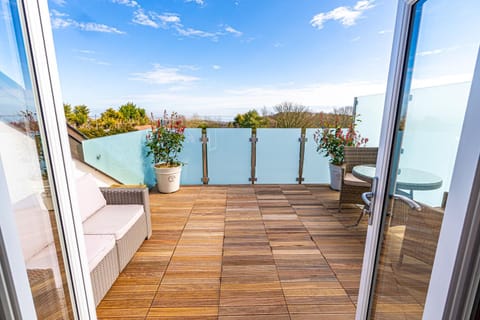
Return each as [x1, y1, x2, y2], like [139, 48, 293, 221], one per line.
[72, 105, 90, 126]
[233, 109, 268, 128]
[118, 102, 148, 125]
[272, 102, 314, 128]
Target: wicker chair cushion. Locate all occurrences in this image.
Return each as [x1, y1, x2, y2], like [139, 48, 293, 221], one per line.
[84, 235, 116, 272]
[75, 174, 107, 222]
[343, 173, 371, 187]
[82, 205, 144, 239]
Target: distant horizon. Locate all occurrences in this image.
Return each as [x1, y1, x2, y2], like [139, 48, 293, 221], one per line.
[46, 0, 477, 119]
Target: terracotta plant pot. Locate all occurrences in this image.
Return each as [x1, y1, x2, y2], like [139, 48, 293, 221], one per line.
[154, 165, 182, 193]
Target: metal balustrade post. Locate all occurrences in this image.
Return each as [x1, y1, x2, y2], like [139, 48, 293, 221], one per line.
[297, 130, 307, 184]
[200, 131, 209, 184]
[249, 133, 258, 184]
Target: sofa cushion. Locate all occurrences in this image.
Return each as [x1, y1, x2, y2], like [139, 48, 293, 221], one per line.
[13, 194, 54, 261]
[83, 235, 116, 272]
[75, 174, 106, 222]
[344, 173, 371, 187]
[82, 205, 144, 240]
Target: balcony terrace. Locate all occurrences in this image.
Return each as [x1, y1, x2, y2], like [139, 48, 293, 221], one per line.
[95, 185, 424, 319]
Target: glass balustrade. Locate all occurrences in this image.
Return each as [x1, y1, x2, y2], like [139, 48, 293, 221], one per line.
[81, 81, 473, 193]
[206, 128, 251, 184]
[256, 128, 301, 184]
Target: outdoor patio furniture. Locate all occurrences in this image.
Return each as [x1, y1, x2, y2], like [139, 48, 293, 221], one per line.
[398, 201, 444, 266]
[75, 173, 152, 305]
[338, 147, 378, 214]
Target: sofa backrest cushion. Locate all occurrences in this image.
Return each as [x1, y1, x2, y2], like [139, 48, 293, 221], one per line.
[13, 193, 54, 261]
[75, 173, 106, 222]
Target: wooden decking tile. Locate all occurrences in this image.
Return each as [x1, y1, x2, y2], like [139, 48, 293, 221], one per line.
[98, 185, 427, 319]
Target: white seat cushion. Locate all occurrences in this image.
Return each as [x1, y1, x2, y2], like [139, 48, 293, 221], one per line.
[84, 235, 116, 272]
[82, 205, 144, 240]
[344, 173, 371, 187]
[75, 174, 106, 222]
[13, 194, 54, 261]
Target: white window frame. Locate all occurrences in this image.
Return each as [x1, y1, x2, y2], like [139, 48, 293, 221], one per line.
[1, 0, 98, 318]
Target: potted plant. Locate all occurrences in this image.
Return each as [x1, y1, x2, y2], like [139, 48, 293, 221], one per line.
[145, 111, 185, 193]
[314, 126, 368, 190]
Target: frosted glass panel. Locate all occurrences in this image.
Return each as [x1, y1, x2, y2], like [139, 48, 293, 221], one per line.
[256, 128, 300, 184]
[355, 93, 385, 147]
[83, 130, 151, 185]
[179, 129, 203, 185]
[207, 128, 251, 184]
[303, 128, 330, 184]
[398, 82, 470, 206]
[356, 82, 471, 206]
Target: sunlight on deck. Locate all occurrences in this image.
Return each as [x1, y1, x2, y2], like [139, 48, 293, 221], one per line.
[96, 185, 425, 319]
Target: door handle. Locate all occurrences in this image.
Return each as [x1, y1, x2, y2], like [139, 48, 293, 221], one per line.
[361, 192, 373, 208]
[361, 177, 378, 225]
[392, 194, 422, 211]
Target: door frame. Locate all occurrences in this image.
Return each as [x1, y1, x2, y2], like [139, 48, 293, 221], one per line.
[0, 0, 97, 318]
[355, 0, 417, 317]
[355, 0, 480, 318]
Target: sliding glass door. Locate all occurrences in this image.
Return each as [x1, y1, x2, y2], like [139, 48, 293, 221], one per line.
[356, 0, 480, 318]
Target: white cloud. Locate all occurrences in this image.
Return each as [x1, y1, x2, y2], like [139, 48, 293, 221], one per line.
[112, 0, 138, 7]
[76, 49, 96, 54]
[378, 29, 392, 34]
[417, 48, 445, 56]
[354, 0, 375, 11]
[311, 0, 375, 30]
[185, 0, 204, 5]
[80, 23, 124, 34]
[130, 64, 200, 85]
[50, 0, 66, 6]
[225, 25, 242, 36]
[76, 56, 111, 66]
[176, 26, 218, 40]
[179, 65, 200, 71]
[212, 65, 221, 70]
[154, 13, 182, 28]
[50, 11, 124, 34]
[133, 9, 159, 28]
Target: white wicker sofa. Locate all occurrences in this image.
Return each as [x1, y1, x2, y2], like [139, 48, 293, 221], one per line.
[75, 173, 152, 305]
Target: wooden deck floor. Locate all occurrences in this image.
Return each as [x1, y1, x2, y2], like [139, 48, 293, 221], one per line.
[96, 185, 370, 319]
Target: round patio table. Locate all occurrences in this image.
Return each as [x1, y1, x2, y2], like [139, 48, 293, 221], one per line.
[352, 164, 443, 196]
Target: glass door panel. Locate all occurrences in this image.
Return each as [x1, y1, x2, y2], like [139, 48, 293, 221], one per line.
[0, 1, 74, 318]
[368, 0, 479, 318]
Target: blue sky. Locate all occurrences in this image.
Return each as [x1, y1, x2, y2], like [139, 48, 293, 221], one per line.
[47, 0, 478, 119]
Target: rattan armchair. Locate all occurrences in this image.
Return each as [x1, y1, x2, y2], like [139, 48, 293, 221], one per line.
[338, 147, 378, 214]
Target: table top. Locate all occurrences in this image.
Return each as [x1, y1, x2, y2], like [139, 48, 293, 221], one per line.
[352, 164, 443, 191]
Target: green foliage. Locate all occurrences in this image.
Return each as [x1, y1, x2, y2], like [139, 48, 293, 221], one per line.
[72, 105, 89, 126]
[313, 125, 368, 165]
[233, 109, 268, 128]
[145, 112, 186, 166]
[64, 102, 149, 138]
[118, 102, 149, 124]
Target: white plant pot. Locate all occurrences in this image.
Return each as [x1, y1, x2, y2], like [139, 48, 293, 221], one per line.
[329, 163, 342, 191]
[155, 165, 182, 193]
